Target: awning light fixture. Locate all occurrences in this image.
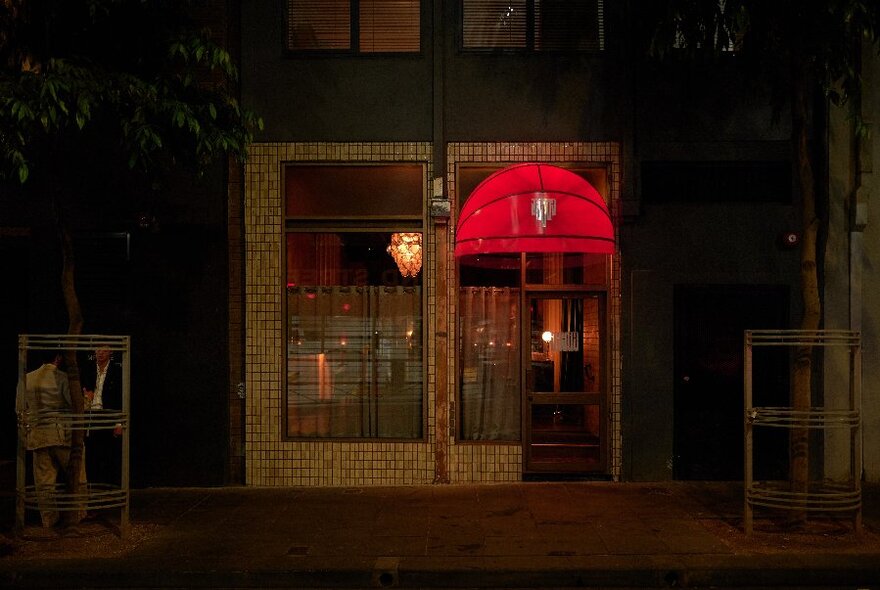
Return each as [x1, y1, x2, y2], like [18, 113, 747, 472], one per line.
[531, 194, 557, 229]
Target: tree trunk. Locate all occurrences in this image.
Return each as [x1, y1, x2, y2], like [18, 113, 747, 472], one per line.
[790, 59, 821, 525]
[58, 219, 85, 526]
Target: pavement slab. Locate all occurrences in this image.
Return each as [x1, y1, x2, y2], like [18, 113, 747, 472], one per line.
[3, 481, 880, 588]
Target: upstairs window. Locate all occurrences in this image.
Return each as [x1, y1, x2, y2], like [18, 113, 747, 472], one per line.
[287, 0, 421, 53]
[670, 0, 739, 53]
[462, 0, 604, 52]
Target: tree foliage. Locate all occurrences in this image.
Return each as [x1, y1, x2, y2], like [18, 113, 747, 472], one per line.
[0, 0, 262, 185]
[645, 0, 879, 127]
[1, 0, 262, 524]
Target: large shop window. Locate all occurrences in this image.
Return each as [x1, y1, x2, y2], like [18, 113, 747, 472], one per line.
[285, 165, 424, 440]
[462, 0, 604, 51]
[459, 254, 521, 441]
[287, 0, 421, 53]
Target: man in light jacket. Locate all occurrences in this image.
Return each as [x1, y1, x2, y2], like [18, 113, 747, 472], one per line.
[16, 350, 86, 528]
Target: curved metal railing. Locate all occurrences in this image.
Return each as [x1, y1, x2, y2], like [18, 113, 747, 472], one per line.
[743, 329, 862, 534]
[747, 406, 860, 429]
[16, 334, 131, 536]
[747, 481, 861, 513]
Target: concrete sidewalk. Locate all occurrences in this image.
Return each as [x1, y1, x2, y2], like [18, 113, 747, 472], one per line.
[2, 481, 880, 588]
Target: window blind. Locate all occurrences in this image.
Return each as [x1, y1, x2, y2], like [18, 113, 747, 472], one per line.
[462, 0, 527, 49]
[288, 0, 351, 50]
[288, 0, 420, 53]
[535, 0, 604, 51]
[360, 0, 420, 52]
[462, 0, 604, 51]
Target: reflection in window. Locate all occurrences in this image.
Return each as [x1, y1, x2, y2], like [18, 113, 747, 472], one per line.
[286, 232, 422, 439]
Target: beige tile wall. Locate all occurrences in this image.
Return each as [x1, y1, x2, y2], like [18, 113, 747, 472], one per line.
[244, 141, 622, 486]
[244, 142, 436, 486]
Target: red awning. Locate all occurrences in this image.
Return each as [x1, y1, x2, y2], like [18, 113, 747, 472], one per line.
[454, 163, 615, 257]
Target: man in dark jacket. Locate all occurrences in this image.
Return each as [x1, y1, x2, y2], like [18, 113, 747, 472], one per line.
[82, 348, 123, 486]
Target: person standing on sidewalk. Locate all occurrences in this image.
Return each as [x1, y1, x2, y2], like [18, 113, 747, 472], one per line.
[15, 350, 86, 528]
[82, 347, 123, 486]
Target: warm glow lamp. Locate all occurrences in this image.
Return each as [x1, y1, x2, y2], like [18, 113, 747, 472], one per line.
[388, 232, 422, 277]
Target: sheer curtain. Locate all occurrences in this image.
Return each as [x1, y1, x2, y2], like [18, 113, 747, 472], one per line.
[374, 286, 422, 438]
[459, 287, 520, 440]
[287, 286, 422, 438]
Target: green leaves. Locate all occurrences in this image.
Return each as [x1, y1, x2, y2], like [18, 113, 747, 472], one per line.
[0, 0, 261, 184]
[167, 29, 240, 81]
[648, 0, 879, 128]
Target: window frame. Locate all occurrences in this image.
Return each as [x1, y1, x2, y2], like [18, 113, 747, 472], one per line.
[285, 0, 424, 56]
[282, 163, 428, 442]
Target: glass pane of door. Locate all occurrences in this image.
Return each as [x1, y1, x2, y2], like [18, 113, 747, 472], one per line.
[526, 294, 605, 472]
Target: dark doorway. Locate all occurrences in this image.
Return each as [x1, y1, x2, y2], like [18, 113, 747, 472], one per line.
[674, 285, 790, 480]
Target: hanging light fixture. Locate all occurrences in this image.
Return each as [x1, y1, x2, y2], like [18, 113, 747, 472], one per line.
[387, 232, 422, 277]
[531, 193, 557, 228]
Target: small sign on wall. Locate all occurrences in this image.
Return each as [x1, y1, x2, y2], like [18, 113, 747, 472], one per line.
[545, 331, 580, 352]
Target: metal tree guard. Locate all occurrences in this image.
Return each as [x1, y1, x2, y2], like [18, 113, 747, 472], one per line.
[15, 334, 131, 537]
[744, 329, 861, 535]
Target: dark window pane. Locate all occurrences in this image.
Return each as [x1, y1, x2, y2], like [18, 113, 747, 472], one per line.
[525, 253, 607, 286]
[534, 0, 604, 51]
[286, 164, 424, 217]
[287, 232, 422, 288]
[459, 254, 520, 287]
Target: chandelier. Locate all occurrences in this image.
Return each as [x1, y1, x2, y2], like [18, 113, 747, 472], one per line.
[387, 232, 422, 277]
[531, 194, 557, 228]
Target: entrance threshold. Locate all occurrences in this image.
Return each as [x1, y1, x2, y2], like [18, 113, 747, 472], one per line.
[522, 473, 614, 482]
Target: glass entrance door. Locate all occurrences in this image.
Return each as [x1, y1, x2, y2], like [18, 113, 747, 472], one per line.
[525, 294, 606, 473]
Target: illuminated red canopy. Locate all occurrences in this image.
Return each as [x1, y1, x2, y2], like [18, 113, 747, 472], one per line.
[454, 163, 615, 257]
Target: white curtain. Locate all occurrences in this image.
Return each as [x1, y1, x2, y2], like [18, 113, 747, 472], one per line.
[287, 286, 422, 438]
[459, 287, 520, 440]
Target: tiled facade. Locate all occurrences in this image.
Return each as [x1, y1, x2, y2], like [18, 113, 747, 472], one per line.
[245, 143, 436, 486]
[244, 141, 621, 486]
